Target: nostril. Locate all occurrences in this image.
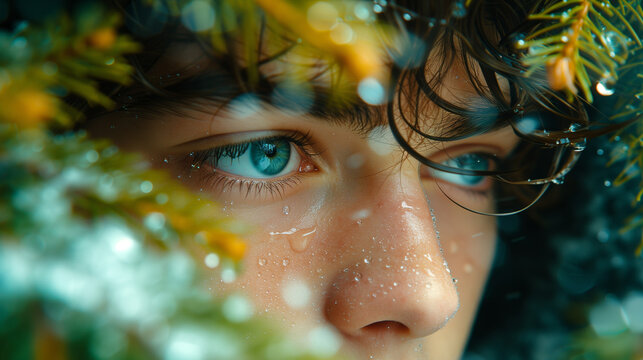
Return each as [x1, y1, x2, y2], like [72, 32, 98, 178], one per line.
[361, 321, 410, 336]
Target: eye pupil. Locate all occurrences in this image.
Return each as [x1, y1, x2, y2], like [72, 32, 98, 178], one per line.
[250, 139, 291, 175]
[261, 143, 278, 158]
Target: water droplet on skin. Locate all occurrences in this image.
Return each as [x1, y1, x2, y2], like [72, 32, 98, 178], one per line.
[282, 227, 316, 253]
[258, 258, 267, 266]
[452, 278, 458, 284]
[351, 208, 371, 221]
[401, 201, 414, 209]
[282, 206, 290, 215]
[353, 273, 362, 282]
[282, 258, 290, 266]
[363, 258, 370, 264]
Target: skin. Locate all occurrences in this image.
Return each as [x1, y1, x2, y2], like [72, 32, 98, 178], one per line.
[89, 42, 519, 360]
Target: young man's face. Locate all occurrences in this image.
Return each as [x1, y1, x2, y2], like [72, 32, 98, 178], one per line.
[90, 40, 520, 359]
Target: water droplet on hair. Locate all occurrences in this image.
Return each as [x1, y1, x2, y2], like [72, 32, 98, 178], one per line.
[604, 180, 612, 187]
[561, 35, 569, 43]
[552, 176, 565, 185]
[402, 12, 412, 21]
[596, 148, 605, 156]
[373, 4, 384, 13]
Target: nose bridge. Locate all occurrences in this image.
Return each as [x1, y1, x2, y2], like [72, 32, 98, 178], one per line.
[323, 168, 459, 338]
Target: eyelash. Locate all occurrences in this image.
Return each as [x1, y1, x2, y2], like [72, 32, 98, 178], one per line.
[183, 131, 318, 199]
[190, 131, 317, 167]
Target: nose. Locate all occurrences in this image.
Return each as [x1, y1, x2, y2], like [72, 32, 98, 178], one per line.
[323, 169, 459, 339]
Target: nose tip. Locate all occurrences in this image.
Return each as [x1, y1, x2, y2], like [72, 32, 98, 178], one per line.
[323, 260, 459, 339]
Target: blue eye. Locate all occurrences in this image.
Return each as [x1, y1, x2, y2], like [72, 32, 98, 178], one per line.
[211, 137, 300, 179]
[430, 153, 491, 187]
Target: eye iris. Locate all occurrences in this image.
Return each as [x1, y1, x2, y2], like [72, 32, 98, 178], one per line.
[445, 154, 489, 185]
[250, 139, 291, 175]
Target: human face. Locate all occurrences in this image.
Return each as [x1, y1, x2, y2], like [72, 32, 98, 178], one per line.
[89, 42, 516, 360]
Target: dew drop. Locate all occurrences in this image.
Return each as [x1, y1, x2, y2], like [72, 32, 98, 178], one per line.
[602, 30, 628, 61]
[552, 176, 565, 185]
[596, 75, 616, 96]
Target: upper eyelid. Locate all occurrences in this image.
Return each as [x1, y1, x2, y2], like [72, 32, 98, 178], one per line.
[167, 130, 317, 155]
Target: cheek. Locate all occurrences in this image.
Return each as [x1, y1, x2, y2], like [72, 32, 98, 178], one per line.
[210, 186, 334, 318]
[434, 198, 497, 289]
